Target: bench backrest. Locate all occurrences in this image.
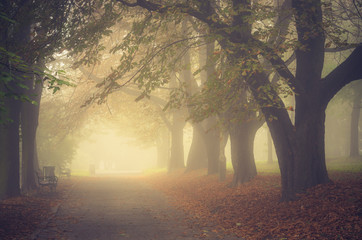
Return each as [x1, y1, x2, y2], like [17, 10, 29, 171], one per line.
[43, 166, 56, 177]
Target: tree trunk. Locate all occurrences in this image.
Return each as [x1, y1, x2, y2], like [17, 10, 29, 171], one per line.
[182, 18, 206, 172]
[229, 120, 260, 186]
[219, 129, 228, 181]
[350, 85, 361, 157]
[156, 127, 170, 168]
[204, 117, 220, 174]
[294, 96, 330, 192]
[263, 106, 297, 200]
[0, 2, 32, 198]
[168, 66, 186, 171]
[186, 123, 207, 171]
[291, 0, 330, 193]
[168, 111, 185, 171]
[20, 79, 43, 193]
[0, 98, 21, 198]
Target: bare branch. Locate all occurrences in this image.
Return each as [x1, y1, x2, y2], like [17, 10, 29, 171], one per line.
[322, 45, 362, 105]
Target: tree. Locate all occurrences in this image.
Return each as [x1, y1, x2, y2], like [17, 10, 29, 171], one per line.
[20, 63, 44, 193]
[114, 0, 362, 200]
[0, 0, 121, 198]
[267, 130, 274, 164]
[183, 20, 221, 174]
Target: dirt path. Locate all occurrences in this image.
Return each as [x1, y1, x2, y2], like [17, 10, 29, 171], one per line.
[32, 176, 236, 240]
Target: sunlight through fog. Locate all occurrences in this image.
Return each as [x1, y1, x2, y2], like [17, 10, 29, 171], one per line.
[72, 129, 157, 173]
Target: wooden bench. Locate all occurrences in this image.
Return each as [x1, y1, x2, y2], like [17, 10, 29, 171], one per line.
[36, 167, 58, 192]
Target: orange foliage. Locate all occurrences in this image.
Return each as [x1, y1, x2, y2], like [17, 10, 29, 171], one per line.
[0, 179, 73, 239]
[148, 170, 362, 239]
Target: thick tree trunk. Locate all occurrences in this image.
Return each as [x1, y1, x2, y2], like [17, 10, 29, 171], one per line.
[21, 79, 43, 193]
[186, 123, 207, 171]
[204, 117, 220, 175]
[245, 70, 297, 200]
[0, 3, 32, 198]
[168, 111, 185, 171]
[294, 96, 330, 192]
[0, 98, 21, 198]
[250, 73, 329, 199]
[264, 107, 297, 200]
[229, 120, 260, 186]
[291, 0, 329, 195]
[350, 86, 361, 157]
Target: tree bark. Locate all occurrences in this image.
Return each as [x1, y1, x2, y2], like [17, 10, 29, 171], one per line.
[203, 39, 221, 175]
[182, 18, 208, 172]
[156, 127, 170, 168]
[0, 1, 33, 198]
[262, 104, 297, 200]
[350, 84, 361, 157]
[294, 96, 329, 191]
[21, 78, 43, 193]
[186, 123, 207, 171]
[168, 111, 185, 171]
[229, 119, 261, 186]
[292, 0, 330, 192]
[0, 97, 21, 198]
[204, 117, 220, 174]
[246, 70, 298, 200]
[168, 66, 186, 171]
[219, 129, 228, 181]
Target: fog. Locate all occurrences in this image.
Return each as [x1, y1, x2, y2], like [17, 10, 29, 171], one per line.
[72, 130, 157, 173]
[37, 87, 359, 176]
[69, 120, 276, 175]
[32, 5, 360, 177]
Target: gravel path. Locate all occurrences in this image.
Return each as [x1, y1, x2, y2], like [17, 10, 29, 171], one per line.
[32, 176, 236, 240]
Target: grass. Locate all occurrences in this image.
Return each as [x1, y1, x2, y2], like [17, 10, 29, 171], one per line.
[255, 157, 362, 174]
[326, 156, 362, 172]
[144, 156, 361, 176]
[256, 161, 280, 174]
[72, 156, 361, 178]
[69, 169, 90, 176]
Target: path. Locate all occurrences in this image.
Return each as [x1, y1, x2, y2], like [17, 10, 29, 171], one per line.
[32, 175, 236, 240]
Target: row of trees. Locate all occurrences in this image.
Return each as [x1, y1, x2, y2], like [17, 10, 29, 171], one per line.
[99, 0, 362, 200]
[1, 0, 361, 202]
[0, 0, 72, 197]
[0, 0, 121, 198]
[71, 0, 362, 199]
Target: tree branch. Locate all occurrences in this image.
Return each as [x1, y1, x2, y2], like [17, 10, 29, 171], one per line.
[257, 42, 302, 93]
[325, 44, 360, 52]
[321, 45, 362, 106]
[115, 0, 230, 32]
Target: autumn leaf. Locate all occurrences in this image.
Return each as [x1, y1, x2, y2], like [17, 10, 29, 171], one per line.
[148, 170, 362, 239]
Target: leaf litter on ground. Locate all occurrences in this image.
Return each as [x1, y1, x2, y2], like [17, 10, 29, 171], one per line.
[0, 172, 360, 239]
[0, 178, 74, 240]
[147, 170, 362, 240]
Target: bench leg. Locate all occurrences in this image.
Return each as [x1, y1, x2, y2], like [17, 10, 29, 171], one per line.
[50, 185, 57, 192]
